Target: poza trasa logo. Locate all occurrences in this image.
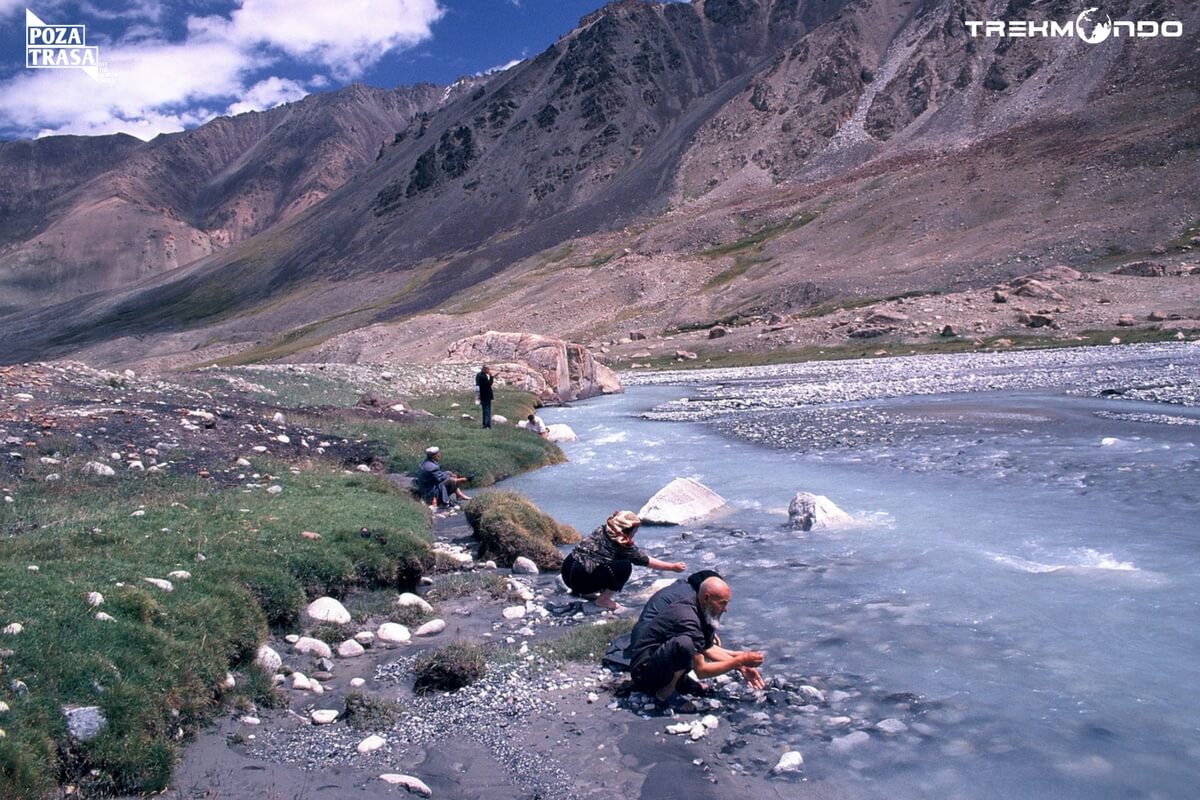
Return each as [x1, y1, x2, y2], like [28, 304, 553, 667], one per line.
[25, 8, 101, 79]
[966, 7, 1183, 43]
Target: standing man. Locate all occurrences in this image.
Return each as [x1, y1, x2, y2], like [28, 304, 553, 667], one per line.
[475, 364, 495, 429]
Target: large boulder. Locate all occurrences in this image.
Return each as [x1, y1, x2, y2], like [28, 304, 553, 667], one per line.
[638, 478, 727, 525]
[444, 331, 622, 403]
[787, 492, 855, 531]
[545, 423, 577, 443]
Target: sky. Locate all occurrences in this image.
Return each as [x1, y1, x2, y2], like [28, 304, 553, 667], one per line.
[0, 0, 629, 141]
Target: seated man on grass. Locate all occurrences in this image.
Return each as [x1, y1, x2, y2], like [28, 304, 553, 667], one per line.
[628, 576, 764, 711]
[416, 446, 470, 510]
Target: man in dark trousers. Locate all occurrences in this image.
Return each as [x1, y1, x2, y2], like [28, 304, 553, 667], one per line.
[475, 365, 495, 429]
[628, 576, 765, 710]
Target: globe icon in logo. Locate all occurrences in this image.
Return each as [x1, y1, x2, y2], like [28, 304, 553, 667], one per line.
[1076, 7, 1113, 43]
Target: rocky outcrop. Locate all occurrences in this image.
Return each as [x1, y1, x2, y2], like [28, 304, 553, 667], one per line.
[787, 492, 854, 531]
[444, 331, 622, 404]
[638, 478, 727, 525]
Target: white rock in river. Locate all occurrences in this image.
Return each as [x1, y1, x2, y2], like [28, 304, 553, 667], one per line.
[376, 623, 411, 644]
[355, 631, 375, 646]
[350, 678, 366, 688]
[338, 639, 365, 657]
[63, 706, 107, 741]
[502, 605, 526, 620]
[545, 423, 577, 443]
[293, 637, 333, 658]
[291, 672, 312, 691]
[689, 722, 708, 740]
[414, 619, 446, 637]
[638, 478, 727, 525]
[666, 722, 692, 735]
[379, 774, 432, 796]
[357, 734, 386, 754]
[305, 596, 351, 624]
[832, 730, 870, 751]
[772, 751, 805, 774]
[701, 714, 719, 730]
[787, 492, 855, 531]
[798, 685, 825, 703]
[310, 709, 338, 725]
[877, 718, 908, 735]
[396, 592, 434, 614]
[512, 556, 539, 575]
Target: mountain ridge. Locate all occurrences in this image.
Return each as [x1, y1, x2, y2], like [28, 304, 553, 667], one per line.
[1, 0, 1197, 366]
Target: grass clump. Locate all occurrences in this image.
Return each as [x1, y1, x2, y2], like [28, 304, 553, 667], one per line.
[464, 491, 580, 570]
[539, 619, 635, 663]
[425, 572, 514, 603]
[343, 691, 404, 730]
[412, 642, 487, 694]
[0, 463, 431, 798]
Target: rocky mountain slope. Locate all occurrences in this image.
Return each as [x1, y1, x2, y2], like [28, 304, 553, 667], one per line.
[1, 0, 1198, 367]
[0, 82, 444, 314]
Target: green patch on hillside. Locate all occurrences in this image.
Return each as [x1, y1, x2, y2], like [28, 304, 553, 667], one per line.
[703, 254, 773, 290]
[0, 463, 430, 798]
[697, 211, 817, 260]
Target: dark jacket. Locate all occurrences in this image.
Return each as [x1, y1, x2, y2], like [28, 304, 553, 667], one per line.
[475, 370, 494, 402]
[415, 458, 450, 501]
[630, 580, 695, 651]
[629, 593, 715, 672]
[569, 526, 649, 571]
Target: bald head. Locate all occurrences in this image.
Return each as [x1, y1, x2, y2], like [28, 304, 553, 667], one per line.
[698, 577, 731, 626]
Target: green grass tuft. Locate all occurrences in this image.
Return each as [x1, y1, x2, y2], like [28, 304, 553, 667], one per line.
[463, 491, 580, 569]
[412, 642, 487, 694]
[538, 619, 635, 663]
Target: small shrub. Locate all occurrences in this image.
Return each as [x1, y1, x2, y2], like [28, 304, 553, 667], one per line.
[343, 691, 403, 730]
[412, 643, 487, 694]
[464, 492, 579, 569]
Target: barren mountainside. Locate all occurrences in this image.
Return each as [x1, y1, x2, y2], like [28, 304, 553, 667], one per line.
[0, 0, 1197, 366]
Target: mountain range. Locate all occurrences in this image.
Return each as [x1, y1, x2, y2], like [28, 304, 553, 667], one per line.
[1, 0, 1197, 367]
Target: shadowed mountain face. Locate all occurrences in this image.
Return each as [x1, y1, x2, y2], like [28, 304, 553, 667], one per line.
[1, 0, 1198, 364]
[0, 82, 444, 314]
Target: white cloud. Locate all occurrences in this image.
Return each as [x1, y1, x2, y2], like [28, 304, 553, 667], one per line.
[0, 0, 25, 20]
[0, 0, 445, 139]
[0, 35, 252, 138]
[225, 76, 308, 115]
[196, 0, 445, 79]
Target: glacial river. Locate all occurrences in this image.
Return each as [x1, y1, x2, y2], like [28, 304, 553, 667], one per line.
[501, 345, 1200, 800]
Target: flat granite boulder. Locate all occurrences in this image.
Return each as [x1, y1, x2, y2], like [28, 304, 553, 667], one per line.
[787, 492, 855, 531]
[638, 478, 726, 525]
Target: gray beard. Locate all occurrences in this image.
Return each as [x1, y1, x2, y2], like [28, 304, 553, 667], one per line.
[703, 610, 723, 630]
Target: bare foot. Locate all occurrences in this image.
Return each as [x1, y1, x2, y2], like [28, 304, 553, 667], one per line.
[594, 596, 623, 612]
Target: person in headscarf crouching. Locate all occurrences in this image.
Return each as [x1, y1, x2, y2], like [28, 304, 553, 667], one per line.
[561, 510, 685, 611]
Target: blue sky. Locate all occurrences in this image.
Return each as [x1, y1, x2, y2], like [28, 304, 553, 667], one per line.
[0, 0, 624, 141]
